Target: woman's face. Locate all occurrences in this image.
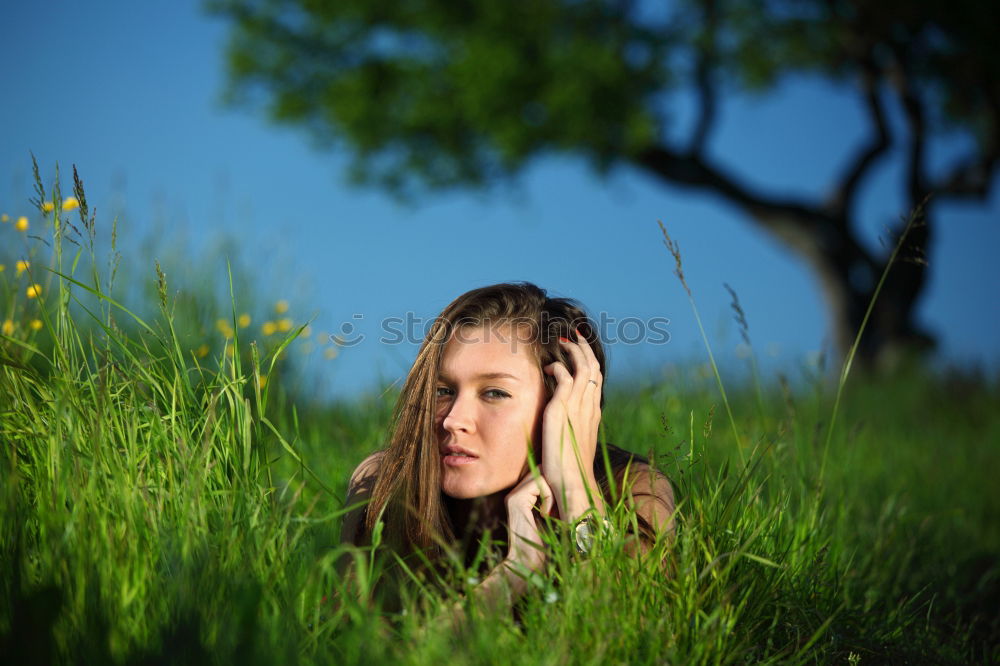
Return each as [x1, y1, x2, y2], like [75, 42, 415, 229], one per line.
[435, 323, 547, 500]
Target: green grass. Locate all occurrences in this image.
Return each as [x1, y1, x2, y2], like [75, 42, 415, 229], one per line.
[2, 171, 998, 664]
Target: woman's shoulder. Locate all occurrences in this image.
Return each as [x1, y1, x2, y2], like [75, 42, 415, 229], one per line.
[598, 443, 676, 533]
[341, 451, 385, 547]
[348, 450, 385, 494]
[594, 442, 659, 480]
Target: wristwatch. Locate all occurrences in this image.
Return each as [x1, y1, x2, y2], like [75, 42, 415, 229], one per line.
[574, 515, 613, 555]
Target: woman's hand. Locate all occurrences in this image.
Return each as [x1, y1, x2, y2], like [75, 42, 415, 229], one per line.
[503, 470, 553, 573]
[541, 332, 604, 521]
[441, 472, 552, 624]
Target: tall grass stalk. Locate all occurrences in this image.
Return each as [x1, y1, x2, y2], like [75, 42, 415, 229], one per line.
[658, 221, 745, 466]
[818, 200, 927, 484]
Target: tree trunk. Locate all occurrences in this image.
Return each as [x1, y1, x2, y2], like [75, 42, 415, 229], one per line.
[768, 208, 936, 370]
[634, 147, 936, 370]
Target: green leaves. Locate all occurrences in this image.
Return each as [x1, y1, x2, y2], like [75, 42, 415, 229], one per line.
[211, 0, 670, 193]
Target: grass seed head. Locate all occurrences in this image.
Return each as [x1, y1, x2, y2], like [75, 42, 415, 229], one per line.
[723, 283, 751, 346]
[658, 220, 691, 298]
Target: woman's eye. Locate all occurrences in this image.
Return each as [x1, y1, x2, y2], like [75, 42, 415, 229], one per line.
[435, 387, 453, 398]
[483, 389, 510, 400]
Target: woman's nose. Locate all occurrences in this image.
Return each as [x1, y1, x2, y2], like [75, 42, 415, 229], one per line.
[441, 393, 475, 435]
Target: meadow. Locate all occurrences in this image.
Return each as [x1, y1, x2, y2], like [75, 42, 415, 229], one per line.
[1, 167, 998, 664]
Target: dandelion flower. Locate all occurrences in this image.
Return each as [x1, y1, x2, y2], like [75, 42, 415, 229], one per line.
[277, 317, 293, 333]
[1, 320, 13, 336]
[196, 344, 210, 358]
[274, 300, 289, 314]
[29, 319, 43, 331]
[62, 196, 80, 211]
[324, 347, 339, 360]
[41, 201, 55, 213]
[15, 216, 28, 232]
[15, 260, 29, 276]
[262, 321, 277, 336]
[26, 284, 42, 299]
[215, 318, 234, 338]
[238, 313, 251, 328]
[0, 213, 8, 222]
[258, 375, 267, 389]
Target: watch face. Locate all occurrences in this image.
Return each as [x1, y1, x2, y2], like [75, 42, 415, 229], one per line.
[575, 517, 612, 554]
[575, 520, 595, 554]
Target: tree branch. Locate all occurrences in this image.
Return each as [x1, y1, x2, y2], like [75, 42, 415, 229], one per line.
[634, 145, 879, 270]
[935, 159, 999, 200]
[931, 125, 999, 202]
[689, 0, 717, 156]
[830, 57, 890, 217]
[888, 46, 928, 206]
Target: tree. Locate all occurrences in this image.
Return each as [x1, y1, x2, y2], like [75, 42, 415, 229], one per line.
[210, 0, 999, 367]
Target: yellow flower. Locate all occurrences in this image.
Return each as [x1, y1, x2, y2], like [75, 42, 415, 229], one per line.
[258, 375, 267, 389]
[62, 196, 80, 211]
[29, 319, 43, 331]
[215, 318, 234, 338]
[274, 300, 289, 314]
[238, 313, 251, 328]
[324, 347, 339, 360]
[1, 320, 13, 336]
[15, 216, 28, 232]
[26, 284, 42, 299]
[226, 345, 235, 357]
[0, 213, 8, 222]
[15, 260, 29, 276]
[277, 317, 293, 333]
[195, 344, 210, 358]
[0, 265, 5, 272]
[262, 321, 277, 336]
[300, 325, 312, 339]
[41, 201, 55, 213]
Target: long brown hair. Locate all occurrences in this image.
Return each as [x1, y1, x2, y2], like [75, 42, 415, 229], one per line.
[363, 282, 610, 559]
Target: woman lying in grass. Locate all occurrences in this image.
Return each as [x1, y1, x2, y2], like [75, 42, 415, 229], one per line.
[340, 282, 675, 612]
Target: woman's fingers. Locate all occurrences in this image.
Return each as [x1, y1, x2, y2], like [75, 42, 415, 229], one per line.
[574, 329, 603, 388]
[537, 475, 554, 516]
[544, 360, 573, 409]
[560, 335, 592, 380]
[558, 334, 602, 403]
[506, 471, 554, 516]
[505, 472, 553, 570]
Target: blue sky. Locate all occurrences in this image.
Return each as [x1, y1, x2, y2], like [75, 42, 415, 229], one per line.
[2, 2, 997, 400]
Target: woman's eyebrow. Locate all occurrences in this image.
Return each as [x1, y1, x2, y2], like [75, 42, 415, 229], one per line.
[438, 371, 521, 382]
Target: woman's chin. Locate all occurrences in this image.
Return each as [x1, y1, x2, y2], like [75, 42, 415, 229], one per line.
[440, 474, 475, 499]
[442, 485, 479, 500]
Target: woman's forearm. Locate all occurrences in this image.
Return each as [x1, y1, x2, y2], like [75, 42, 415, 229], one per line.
[435, 560, 530, 633]
[555, 472, 605, 523]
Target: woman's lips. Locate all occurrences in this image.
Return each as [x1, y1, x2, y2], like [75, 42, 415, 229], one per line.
[442, 454, 477, 466]
[441, 446, 478, 466]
